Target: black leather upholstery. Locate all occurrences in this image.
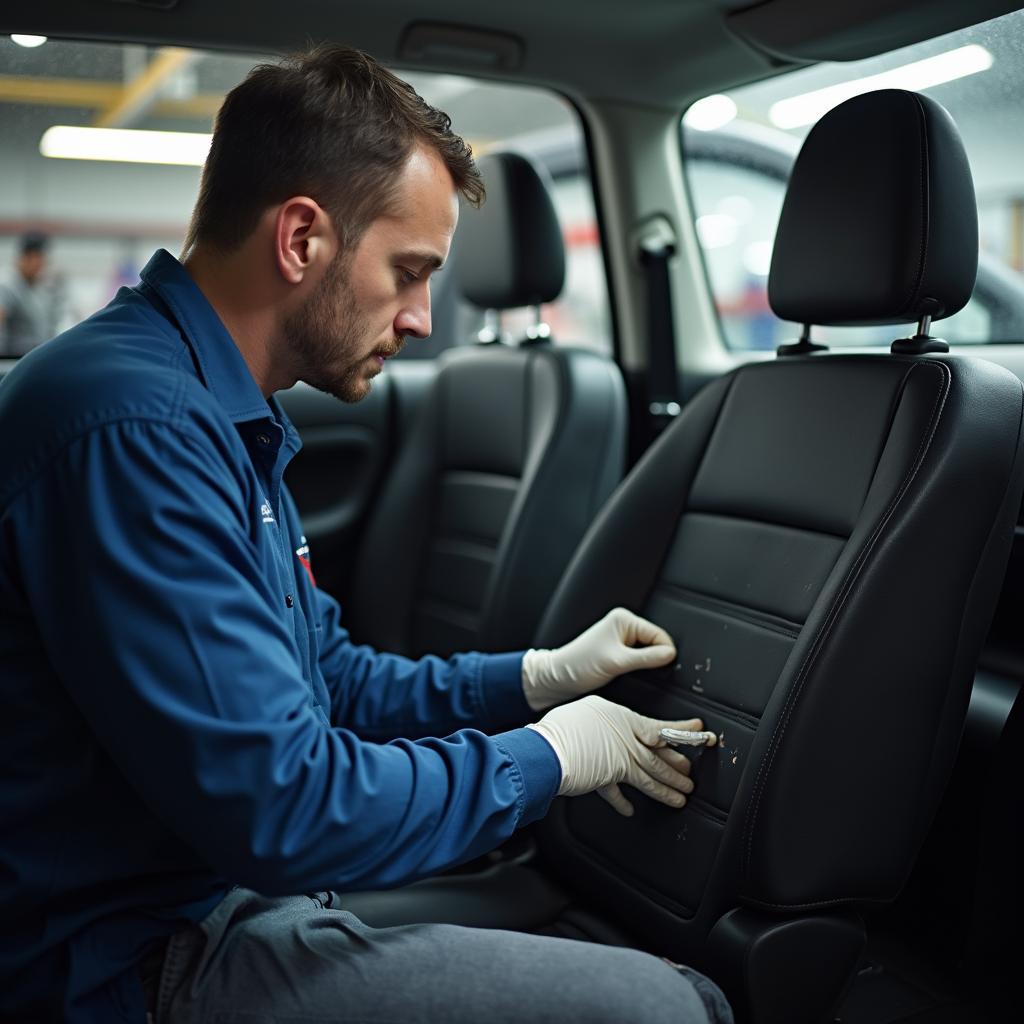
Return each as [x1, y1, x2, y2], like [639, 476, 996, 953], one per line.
[518, 91, 1024, 1022]
[530, 357, 1024, 1024]
[537, 352, 1023, 918]
[348, 343, 626, 656]
[455, 152, 566, 310]
[347, 151, 624, 657]
[769, 89, 978, 326]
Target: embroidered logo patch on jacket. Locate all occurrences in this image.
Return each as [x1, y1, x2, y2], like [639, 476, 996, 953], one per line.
[295, 536, 316, 586]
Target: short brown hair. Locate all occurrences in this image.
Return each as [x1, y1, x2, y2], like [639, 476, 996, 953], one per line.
[184, 45, 484, 254]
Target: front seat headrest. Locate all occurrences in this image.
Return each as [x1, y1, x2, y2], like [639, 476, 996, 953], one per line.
[769, 89, 978, 326]
[456, 151, 566, 310]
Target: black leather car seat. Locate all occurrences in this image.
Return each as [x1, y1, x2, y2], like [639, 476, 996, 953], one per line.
[347, 152, 626, 657]
[524, 89, 1024, 1022]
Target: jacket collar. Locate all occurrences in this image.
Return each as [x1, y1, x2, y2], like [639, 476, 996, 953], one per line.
[139, 248, 276, 426]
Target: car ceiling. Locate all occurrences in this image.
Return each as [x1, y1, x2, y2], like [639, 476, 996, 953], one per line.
[5, 0, 1022, 111]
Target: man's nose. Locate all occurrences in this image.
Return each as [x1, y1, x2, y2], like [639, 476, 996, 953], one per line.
[395, 285, 432, 340]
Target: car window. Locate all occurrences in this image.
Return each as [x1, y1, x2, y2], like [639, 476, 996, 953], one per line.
[471, 165, 611, 355]
[683, 6, 1024, 351]
[0, 39, 610, 359]
[395, 80, 612, 357]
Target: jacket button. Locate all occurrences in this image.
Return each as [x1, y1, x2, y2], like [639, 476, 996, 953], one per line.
[285, 594, 294, 608]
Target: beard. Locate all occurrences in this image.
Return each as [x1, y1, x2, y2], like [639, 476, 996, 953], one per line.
[282, 254, 403, 403]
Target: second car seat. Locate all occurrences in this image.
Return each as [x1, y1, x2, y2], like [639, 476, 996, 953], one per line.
[347, 152, 626, 657]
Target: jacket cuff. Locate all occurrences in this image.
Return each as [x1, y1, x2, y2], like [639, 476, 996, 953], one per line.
[476, 651, 535, 727]
[491, 726, 561, 826]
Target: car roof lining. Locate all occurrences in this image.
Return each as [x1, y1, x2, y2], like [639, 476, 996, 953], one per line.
[6, 0, 1019, 110]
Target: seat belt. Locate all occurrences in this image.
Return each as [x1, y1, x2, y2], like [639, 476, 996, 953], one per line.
[637, 216, 681, 439]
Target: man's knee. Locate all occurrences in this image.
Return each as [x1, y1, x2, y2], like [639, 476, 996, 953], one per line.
[458, 931, 727, 1024]
[583, 946, 728, 1024]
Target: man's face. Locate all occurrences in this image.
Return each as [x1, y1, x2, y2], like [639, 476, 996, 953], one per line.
[284, 146, 459, 403]
[18, 250, 46, 285]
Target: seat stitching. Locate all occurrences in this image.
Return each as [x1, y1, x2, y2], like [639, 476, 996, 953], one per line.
[654, 580, 802, 637]
[745, 892, 892, 911]
[900, 93, 930, 317]
[741, 360, 950, 883]
[443, 468, 520, 487]
[626, 673, 762, 730]
[430, 534, 500, 557]
[681, 506, 849, 541]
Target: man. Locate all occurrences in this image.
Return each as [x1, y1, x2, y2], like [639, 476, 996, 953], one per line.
[0, 47, 731, 1023]
[0, 231, 54, 356]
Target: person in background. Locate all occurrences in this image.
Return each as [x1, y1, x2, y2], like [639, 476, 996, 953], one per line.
[0, 231, 56, 357]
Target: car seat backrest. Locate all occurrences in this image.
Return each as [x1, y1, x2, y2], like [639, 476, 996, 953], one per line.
[534, 90, 1024, 1022]
[347, 153, 625, 657]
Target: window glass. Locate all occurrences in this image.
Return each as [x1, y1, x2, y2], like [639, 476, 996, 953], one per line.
[397, 78, 611, 356]
[683, 7, 1024, 350]
[0, 39, 610, 358]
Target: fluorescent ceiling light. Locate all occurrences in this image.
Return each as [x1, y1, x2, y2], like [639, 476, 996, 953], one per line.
[684, 94, 737, 132]
[11, 34, 47, 48]
[40, 125, 211, 166]
[770, 44, 993, 130]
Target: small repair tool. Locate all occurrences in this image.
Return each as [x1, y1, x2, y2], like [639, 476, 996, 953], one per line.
[660, 728, 718, 748]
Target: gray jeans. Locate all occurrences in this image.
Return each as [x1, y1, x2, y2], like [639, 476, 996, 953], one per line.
[151, 887, 733, 1023]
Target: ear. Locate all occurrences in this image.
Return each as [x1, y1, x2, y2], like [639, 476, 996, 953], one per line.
[273, 197, 336, 285]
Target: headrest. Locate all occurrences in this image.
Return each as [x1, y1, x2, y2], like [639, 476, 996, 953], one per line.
[769, 89, 977, 326]
[455, 151, 566, 310]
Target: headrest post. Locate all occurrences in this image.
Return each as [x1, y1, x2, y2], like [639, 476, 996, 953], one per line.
[476, 309, 505, 345]
[777, 323, 828, 358]
[890, 314, 950, 355]
[522, 304, 552, 346]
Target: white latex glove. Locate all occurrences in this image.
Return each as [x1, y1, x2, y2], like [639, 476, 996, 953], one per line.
[527, 695, 711, 817]
[522, 607, 677, 712]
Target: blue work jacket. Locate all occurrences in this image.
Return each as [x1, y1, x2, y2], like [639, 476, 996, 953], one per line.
[0, 250, 560, 1022]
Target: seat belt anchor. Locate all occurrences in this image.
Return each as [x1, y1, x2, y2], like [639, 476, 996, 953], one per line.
[635, 216, 677, 265]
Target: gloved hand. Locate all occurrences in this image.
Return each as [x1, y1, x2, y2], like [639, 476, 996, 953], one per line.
[527, 695, 710, 817]
[522, 607, 676, 712]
